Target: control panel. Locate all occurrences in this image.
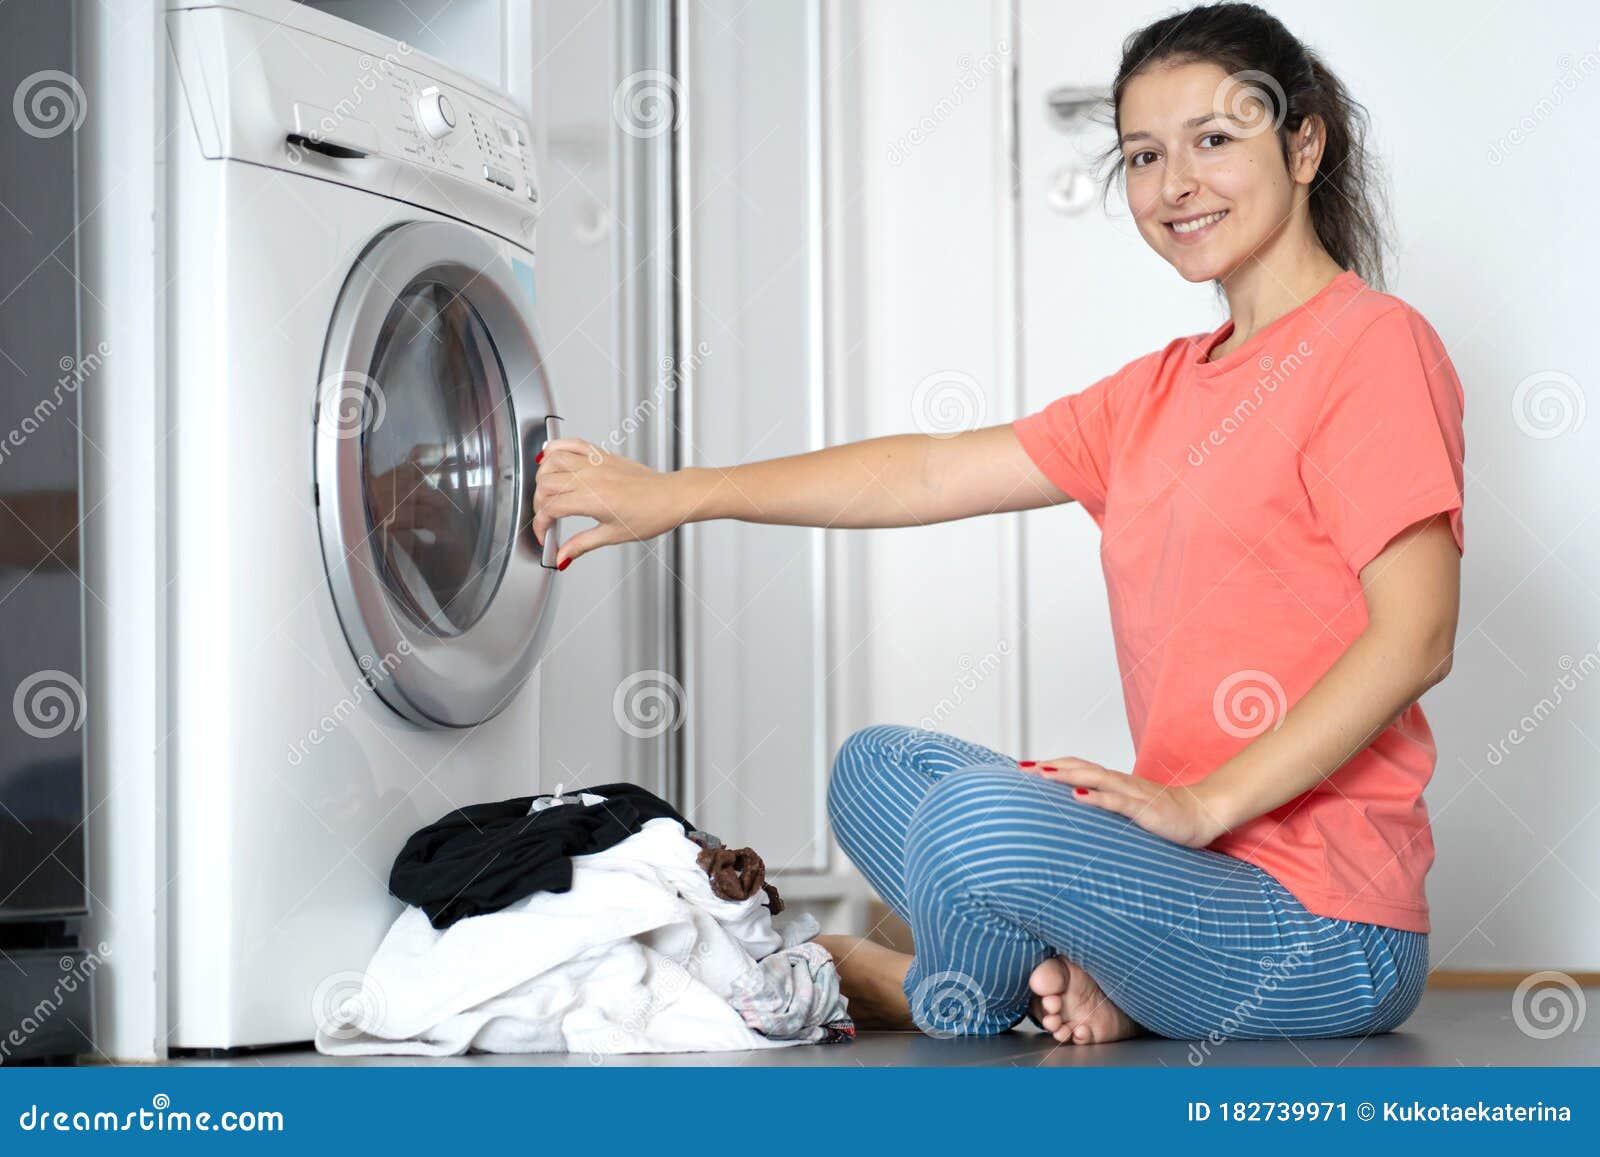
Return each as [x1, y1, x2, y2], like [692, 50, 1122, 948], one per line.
[166, 4, 545, 248]
[384, 66, 538, 207]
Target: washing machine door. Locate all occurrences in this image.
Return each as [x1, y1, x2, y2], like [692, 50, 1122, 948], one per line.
[315, 220, 559, 728]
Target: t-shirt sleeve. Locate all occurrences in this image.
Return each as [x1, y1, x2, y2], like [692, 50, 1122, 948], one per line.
[1300, 305, 1466, 575]
[1011, 359, 1141, 519]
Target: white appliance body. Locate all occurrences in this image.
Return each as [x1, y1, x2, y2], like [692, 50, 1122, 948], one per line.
[163, 0, 561, 1049]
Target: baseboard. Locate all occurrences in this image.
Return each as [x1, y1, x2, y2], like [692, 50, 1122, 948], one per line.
[1427, 970, 1600, 989]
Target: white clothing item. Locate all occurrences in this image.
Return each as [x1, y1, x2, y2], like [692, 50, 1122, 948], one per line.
[775, 911, 821, 950]
[315, 819, 799, 1056]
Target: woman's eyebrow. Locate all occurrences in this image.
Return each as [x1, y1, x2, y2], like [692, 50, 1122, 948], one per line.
[1119, 113, 1226, 146]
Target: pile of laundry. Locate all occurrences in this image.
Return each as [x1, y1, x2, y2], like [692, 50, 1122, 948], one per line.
[314, 783, 854, 1056]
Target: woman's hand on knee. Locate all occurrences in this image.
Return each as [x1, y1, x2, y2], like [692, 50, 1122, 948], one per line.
[1023, 758, 1228, 848]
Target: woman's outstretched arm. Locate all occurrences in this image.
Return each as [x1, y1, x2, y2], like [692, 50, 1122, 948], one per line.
[531, 424, 1074, 567]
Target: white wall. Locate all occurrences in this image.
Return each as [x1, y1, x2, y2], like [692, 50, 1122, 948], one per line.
[1272, 0, 1600, 972]
[841, 0, 1600, 970]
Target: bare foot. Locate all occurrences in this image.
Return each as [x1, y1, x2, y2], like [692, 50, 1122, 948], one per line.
[814, 934, 916, 1030]
[1027, 956, 1141, 1044]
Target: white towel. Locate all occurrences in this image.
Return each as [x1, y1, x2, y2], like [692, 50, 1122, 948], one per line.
[315, 818, 804, 1055]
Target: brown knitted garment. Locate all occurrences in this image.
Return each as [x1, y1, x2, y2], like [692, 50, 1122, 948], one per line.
[695, 845, 784, 914]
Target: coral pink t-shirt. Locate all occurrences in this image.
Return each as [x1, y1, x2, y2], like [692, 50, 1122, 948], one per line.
[1012, 270, 1465, 933]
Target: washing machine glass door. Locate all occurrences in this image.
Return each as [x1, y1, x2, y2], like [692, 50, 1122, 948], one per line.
[316, 221, 558, 728]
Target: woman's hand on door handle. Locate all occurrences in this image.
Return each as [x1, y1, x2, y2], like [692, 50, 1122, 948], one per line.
[531, 438, 694, 568]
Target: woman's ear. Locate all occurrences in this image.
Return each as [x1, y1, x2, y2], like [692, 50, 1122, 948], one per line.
[1288, 115, 1326, 184]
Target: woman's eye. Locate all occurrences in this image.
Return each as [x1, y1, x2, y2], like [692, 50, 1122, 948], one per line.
[1199, 132, 1231, 148]
[1128, 149, 1157, 168]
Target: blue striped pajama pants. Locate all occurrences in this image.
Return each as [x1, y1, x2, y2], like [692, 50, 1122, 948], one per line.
[826, 724, 1428, 1040]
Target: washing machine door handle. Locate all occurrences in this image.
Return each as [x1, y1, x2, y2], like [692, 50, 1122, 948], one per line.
[540, 414, 563, 569]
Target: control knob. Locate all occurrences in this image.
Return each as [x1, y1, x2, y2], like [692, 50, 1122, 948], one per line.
[416, 87, 456, 139]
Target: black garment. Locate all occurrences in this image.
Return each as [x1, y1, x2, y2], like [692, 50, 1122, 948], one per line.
[389, 783, 695, 929]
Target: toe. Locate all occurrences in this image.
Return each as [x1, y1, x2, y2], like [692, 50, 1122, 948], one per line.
[1028, 957, 1066, 996]
[1042, 993, 1061, 1015]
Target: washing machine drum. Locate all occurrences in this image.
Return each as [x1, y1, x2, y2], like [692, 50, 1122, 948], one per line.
[315, 221, 559, 728]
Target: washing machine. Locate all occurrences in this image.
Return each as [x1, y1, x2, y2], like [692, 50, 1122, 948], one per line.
[163, 0, 565, 1050]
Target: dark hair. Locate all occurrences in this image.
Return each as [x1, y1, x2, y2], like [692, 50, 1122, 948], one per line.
[1101, 2, 1391, 289]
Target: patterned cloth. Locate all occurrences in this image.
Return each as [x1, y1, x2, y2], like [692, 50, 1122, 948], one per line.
[727, 940, 855, 1043]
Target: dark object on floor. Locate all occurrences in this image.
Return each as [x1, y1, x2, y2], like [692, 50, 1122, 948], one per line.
[695, 844, 784, 914]
[389, 783, 693, 929]
[0, 945, 94, 1066]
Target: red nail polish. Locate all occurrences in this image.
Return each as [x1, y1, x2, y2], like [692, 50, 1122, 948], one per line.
[557, 557, 571, 571]
[1018, 760, 1037, 767]
[1074, 787, 1088, 796]
[1041, 764, 1058, 771]
[535, 451, 544, 464]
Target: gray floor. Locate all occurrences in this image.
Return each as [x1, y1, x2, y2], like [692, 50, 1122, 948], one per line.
[152, 990, 1596, 1068]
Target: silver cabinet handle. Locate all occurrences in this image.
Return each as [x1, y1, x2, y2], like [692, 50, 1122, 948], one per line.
[1044, 85, 1111, 216]
[1045, 85, 1109, 132]
[1048, 166, 1099, 216]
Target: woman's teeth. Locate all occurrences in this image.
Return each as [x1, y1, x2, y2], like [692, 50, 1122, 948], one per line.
[1171, 210, 1227, 234]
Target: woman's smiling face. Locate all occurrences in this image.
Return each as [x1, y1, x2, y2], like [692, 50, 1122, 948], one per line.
[1117, 59, 1320, 284]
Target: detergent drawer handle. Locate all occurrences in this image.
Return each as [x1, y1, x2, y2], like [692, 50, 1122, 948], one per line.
[286, 132, 369, 159]
[287, 102, 377, 158]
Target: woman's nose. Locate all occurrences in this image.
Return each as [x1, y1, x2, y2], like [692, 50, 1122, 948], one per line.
[1162, 164, 1199, 204]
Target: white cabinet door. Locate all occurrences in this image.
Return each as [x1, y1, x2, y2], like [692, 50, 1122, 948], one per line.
[679, 0, 832, 869]
[1015, 1, 1214, 773]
